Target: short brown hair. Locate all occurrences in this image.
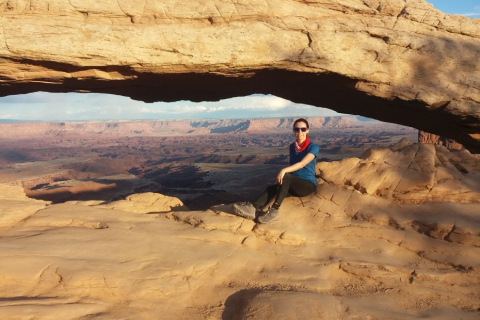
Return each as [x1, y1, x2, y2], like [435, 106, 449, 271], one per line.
[293, 118, 309, 128]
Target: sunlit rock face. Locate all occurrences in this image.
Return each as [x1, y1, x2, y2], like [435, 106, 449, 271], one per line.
[0, 0, 479, 152]
[418, 131, 464, 150]
[1, 141, 480, 318]
[317, 138, 480, 204]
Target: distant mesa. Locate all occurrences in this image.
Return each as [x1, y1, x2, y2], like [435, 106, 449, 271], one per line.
[0, 116, 375, 138]
[0, 0, 479, 152]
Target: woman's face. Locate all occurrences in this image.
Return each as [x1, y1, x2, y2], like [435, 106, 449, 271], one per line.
[293, 121, 309, 141]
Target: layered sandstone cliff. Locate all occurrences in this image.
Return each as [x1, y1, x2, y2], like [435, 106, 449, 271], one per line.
[0, 0, 479, 152]
[0, 116, 374, 137]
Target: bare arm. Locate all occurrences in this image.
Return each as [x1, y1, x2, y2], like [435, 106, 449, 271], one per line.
[276, 153, 316, 185]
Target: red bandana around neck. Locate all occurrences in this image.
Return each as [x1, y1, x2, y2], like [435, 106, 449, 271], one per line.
[294, 136, 310, 153]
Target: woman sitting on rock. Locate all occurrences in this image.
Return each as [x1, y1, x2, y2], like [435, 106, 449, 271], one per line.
[232, 118, 319, 223]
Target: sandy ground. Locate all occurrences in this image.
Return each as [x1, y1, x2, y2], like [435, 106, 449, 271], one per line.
[0, 143, 479, 319]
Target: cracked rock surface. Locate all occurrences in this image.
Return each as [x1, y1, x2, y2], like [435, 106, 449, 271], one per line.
[1, 142, 479, 319]
[318, 138, 480, 203]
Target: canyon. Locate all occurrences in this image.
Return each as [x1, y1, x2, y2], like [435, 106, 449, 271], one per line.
[0, 117, 479, 319]
[0, 116, 415, 209]
[1, 0, 480, 318]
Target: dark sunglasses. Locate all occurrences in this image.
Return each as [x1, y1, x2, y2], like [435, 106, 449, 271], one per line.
[293, 127, 308, 132]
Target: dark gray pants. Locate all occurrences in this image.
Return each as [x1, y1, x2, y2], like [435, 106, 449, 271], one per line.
[252, 173, 316, 210]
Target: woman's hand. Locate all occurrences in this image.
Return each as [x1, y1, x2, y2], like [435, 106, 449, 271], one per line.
[276, 169, 286, 185]
[276, 153, 315, 185]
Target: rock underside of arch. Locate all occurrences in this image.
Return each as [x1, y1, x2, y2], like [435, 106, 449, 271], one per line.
[0, 0, 479, 152]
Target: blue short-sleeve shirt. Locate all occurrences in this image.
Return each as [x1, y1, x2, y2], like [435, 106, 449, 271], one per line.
[289, 141, 319, 186]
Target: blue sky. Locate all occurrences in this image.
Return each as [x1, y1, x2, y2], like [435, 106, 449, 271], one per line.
[0, 0, 478, 122]
[428, 0, 480, 17]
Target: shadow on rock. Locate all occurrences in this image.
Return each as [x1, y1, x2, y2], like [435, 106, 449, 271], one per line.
[222, 289, 263, 320]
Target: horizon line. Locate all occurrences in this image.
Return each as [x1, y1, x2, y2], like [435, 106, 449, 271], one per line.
[0, 115, 368, 124]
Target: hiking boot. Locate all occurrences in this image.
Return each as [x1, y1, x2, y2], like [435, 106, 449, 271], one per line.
[257, 207, 279, 224]
[232, 202, 257, 220]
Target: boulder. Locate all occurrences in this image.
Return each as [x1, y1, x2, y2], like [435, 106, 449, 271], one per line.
[99, 192, 188, 213]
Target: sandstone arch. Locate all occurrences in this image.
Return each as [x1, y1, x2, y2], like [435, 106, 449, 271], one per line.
[0, 0, 479, 152]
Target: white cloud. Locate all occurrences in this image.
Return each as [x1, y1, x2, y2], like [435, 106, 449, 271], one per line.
[0, 113, 18, 119]
[0, 92, 343, 121]
[173, 105, 208, 113]
[139, 106, 156, 113]
[459, 5, 480, 17]
[201, 95, 292, 112]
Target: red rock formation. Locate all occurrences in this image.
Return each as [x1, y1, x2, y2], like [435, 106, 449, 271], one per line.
[418, 130, 464, 150]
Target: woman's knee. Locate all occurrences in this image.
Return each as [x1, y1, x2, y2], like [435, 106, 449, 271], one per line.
[266, 184, 278, 193]
[289, 177, 317, 197]
[283, 172, 294, 183]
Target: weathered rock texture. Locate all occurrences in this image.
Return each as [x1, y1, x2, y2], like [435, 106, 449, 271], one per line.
[0, 0, 479, 152]
[1, 142, 480, 319]
[317, 138, 480, 203]
[97, 191, 188, 213]
[419, 130, 464, 150]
